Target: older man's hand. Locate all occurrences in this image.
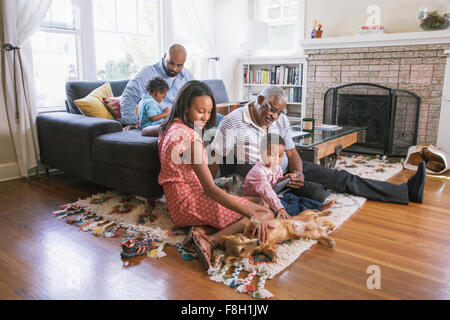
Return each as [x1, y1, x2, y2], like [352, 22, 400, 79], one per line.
[285, 171, 304, 189]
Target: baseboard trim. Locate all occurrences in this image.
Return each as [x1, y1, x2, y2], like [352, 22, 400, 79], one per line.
[0, 162, 21, 182]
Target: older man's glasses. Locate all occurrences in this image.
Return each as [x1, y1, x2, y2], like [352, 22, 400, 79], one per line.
[266, 99, 286, 116]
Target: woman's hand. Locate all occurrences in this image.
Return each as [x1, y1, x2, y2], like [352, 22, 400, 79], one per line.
[249, 212, 275, 244]
[276, 208, 291, 220]
[251, 219, 274, 244]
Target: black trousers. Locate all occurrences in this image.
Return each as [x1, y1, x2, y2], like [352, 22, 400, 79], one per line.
[296, 161, 409, 204]
[220, 161, 409, 205]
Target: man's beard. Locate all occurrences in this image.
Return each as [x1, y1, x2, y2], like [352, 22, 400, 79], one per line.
[162, 59, 179, 77]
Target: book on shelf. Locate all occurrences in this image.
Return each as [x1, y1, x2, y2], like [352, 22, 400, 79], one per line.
[286, 113, 302, 123]
[270, 65, 276, 84]
[314, 124, 343, 131]
[283, 87, 302, 103]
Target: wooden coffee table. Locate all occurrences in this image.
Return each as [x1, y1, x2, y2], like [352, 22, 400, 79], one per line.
[291, 125, 367, 168]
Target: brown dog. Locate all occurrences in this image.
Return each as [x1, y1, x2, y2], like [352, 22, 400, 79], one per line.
[221, 209, 336, 265]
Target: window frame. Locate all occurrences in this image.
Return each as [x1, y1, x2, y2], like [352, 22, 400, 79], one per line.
[252, 0, 306, 57]
[34, 0, 162, 112]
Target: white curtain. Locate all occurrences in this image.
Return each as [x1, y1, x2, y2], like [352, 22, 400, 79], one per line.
[163, 0, 220, 79]
[0, 0, 52, 177]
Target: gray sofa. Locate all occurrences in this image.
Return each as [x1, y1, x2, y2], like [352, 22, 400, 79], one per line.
[36, 79, 229, 199]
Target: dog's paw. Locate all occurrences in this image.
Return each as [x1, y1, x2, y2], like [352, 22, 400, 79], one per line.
[328, 239, 336, 248]
[319, 209, 333, 216]
[318, 238, 336, 248]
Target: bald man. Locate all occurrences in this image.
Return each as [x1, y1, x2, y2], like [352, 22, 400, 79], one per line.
[120, 44, 195, 127]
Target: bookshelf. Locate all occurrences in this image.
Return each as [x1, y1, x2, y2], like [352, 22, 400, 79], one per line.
[238, 56, 307, 121]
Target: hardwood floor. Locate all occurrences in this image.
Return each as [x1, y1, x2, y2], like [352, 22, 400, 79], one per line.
[0, 169, 449, 300]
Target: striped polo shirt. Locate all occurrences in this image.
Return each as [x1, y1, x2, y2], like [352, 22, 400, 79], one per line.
[209, 101, 295, 166]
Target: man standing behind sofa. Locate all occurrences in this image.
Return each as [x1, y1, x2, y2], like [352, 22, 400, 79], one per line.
[120, 43, 195, 130]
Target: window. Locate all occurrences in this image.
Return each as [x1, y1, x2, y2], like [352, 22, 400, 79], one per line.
[254, 0, 305, 55]
[93, 0, 160, 81]
[31, 0, 79, 109]
[32, 0, 161, 110]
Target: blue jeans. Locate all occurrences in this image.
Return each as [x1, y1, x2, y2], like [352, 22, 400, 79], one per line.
[279, 192, 322, 216]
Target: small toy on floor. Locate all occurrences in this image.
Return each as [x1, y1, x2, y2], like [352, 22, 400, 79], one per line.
[120, 237, 166, 259]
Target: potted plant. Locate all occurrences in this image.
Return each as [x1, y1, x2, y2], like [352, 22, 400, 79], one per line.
[418, 9, 448, 30]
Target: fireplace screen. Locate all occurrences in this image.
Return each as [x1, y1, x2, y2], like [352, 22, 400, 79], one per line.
[323, 83, 420, 156]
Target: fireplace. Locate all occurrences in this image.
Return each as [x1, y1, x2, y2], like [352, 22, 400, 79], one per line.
[323, 83, 420, 156]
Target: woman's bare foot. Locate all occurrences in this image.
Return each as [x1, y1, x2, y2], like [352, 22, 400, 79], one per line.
[320, 200, 335, 211]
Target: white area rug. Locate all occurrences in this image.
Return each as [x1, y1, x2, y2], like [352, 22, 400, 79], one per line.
[334, 154, 404, 182]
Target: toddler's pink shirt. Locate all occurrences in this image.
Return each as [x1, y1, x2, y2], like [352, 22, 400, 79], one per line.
[243, 160, 284, 213]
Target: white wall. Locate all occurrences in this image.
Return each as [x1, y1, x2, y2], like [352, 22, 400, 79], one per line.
[0, 57, 21, 182]
[0, 6, 20, 182]
[213, 0, 250, 101]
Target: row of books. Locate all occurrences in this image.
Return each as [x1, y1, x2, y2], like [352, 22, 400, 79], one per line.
[243, 68, 271, 85]
[243, 65, 302, 86]
[284, 87, 302, 103]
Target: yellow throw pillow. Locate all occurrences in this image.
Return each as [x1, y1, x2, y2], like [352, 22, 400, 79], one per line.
[74, 82, 115, 120]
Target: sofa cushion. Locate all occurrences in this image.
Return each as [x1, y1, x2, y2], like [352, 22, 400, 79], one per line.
[74, 82, 116, 120]
[102, 96, 122, 119]
[66, 80, 129, 114]
[92, 129, 160, 172]
[202, 79, 229, 104]
[37, 112, 122, 181]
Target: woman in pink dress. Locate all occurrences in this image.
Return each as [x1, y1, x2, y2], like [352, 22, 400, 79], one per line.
[158, 80, 273, 270]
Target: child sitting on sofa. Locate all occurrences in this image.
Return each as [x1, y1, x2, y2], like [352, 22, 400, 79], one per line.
[137, 77, 170, 129]
[243, 133, 335, 219]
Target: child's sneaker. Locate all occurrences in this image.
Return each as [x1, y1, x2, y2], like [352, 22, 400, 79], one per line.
[120, 237, 152, 259]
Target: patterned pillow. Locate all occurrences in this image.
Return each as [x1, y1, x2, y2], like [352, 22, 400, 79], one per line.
[102, 96, 122, 119]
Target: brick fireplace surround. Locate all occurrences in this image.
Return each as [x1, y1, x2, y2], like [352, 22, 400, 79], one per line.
[300, 31, 450, 145]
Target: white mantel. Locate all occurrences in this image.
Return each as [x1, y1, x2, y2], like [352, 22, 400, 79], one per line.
[300, 30, 450, 50]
